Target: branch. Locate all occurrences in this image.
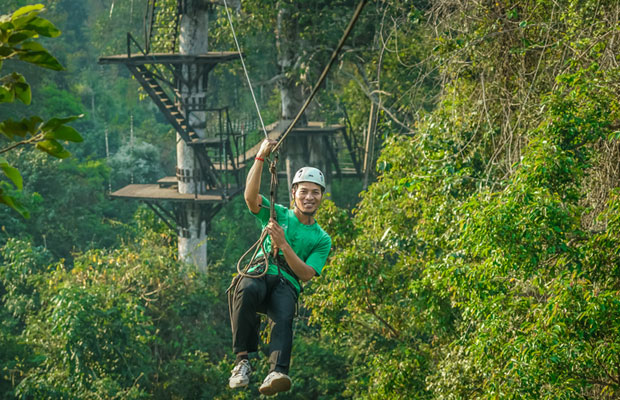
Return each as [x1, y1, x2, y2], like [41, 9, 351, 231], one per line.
[364, 294, 400, 339]
[0, 133, 44, 154]
[344, 63, 414, 133]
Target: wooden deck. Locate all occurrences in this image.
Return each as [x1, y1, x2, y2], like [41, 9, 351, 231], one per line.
[239, 120, 344, 161]
[98, 52, 240, 66]
[110, 184, 241, 203]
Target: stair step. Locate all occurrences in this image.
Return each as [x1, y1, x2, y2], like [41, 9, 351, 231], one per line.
[190, 137, 226, 146]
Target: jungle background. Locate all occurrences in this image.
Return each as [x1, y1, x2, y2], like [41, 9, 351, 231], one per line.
[1, 0, 619, 399]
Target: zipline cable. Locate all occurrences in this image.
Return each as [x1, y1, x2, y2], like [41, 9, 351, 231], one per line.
[272, 0, 369, 153]
[223, 0, 269, 138]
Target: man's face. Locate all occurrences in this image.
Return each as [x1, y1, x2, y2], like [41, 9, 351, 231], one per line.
[293, 182, 323, 215]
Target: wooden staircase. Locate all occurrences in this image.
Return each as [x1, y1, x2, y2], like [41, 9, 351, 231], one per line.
[127, 64, 239, 190]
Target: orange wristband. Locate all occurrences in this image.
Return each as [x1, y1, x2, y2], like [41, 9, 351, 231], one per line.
[255, 156, 264, 162]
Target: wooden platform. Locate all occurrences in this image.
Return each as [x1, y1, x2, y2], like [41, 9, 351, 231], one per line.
[110, 184, 241, 203]
[277, 167, 358, 178]
[292, 122, 344, 135]
[98, 52, 240, 66]
[240, 120, 344, 161]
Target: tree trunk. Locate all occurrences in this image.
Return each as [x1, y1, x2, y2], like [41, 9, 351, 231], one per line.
[276, 1, 330, 198]
[176, 0, 211, 270]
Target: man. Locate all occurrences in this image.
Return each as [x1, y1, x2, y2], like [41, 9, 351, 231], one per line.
[228, 139, 332, 396]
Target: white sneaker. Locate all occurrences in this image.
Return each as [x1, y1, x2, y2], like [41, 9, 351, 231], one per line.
[259, 371, 292, 396]
[229, 359, 252, 388]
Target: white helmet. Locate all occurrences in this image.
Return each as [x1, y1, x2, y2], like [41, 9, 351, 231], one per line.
[292, 167, 325, 190]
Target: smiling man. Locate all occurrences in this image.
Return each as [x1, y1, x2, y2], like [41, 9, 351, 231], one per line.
[228, 139, 332, 396]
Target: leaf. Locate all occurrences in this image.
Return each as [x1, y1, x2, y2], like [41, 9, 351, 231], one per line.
[23, 17, 61, 38]
[17, 41, 63, 70]
[41, 115, 82, 131]
[519, 21, 527, 28]
[11, 4, 44, 19]
[608, 131, 620, 140]
[14, 81, 31, 104]
[44, 125, 83, 143]
[0, 157, 22, 189]
[0, 86, 12, 103]
[0, 119, 29, 139]
[0, 190, 30, 218]
[35, 139, 71, 158]
[1, 72, 32, 104]
[0, 116, 42, 139]
[7, 31, 35, 45]
[0, 46, 15, 58]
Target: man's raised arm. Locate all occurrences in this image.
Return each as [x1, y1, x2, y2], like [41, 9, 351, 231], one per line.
[244, 139, 276, 213]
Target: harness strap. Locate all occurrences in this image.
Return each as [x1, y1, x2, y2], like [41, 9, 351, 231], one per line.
[272, 253, 303, 294]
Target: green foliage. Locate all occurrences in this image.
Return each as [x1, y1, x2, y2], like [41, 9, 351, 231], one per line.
[0, 238, 51, 326]
[0, 238, 52, 398]
[108, 141, 164, 187]
[308, 1, 620, 398]
[0, 152, 129, 261]
[1, 232, 234, 399]
[0, 4, 82, 217]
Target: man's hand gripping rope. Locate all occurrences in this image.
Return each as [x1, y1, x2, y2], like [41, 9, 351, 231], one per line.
[235, 140, 279, 278]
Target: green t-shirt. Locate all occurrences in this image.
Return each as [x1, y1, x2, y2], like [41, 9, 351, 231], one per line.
[249, 195, 332, 293]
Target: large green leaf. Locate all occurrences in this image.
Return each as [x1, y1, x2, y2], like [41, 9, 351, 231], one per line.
[11, 4, 44, 20]
[0, 118, 29, 139]
[0, 46, 15, 58]
[0, 86, 12, 103]
[35, 139, 71, 158]
[7, 31, 35, 45]
[0, 21, 13, 31]
[0, 182, 30, 218]
[44, 125, 83, 143]
[10, 14, 38, 32]
[41, 115, 82, 131]
[0, 116, 41, 139]
[17, 41, 63, 70]
[1, 72, 31, 104]
[22, 17, 61, 38]
[14, 80, 30, 104]
[0, 156, 23, 189]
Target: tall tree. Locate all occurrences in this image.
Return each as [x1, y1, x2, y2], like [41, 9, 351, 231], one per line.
[175, 0, 213, 268]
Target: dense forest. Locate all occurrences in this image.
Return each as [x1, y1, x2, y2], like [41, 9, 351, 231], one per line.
[1, 0, 619, 399]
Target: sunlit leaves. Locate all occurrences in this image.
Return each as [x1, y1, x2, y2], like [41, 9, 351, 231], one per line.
[0, 5, 81, 218]
[15, 41, 63, 70]
[0, 5, 63, 70]
[0, 157, 22, 190]
[0, 72, 30, 104]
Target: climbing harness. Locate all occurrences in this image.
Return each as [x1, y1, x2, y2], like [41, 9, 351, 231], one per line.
[227, 0, 369, 320]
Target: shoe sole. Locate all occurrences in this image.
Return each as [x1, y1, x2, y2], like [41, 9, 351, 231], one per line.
[229, 376, 250, 389]
[259, 376, 291, 396]
[229, 380, 249, 389]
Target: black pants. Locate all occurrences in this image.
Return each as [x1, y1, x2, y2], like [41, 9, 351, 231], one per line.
[230, 274, 298, 374]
